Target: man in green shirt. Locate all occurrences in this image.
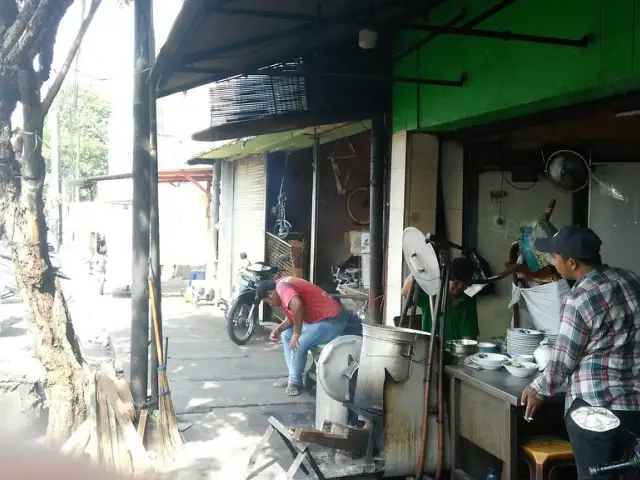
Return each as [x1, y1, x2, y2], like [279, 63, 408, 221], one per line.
[401, 256, 479, 341]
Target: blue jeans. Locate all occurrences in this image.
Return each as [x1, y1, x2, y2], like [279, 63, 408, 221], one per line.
[281, 311, 348, 385]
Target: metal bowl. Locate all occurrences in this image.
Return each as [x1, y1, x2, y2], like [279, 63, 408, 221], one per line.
[447, 339, 478, 356]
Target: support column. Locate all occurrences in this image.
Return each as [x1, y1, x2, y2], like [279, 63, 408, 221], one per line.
[309, 132, 320, 283]
[369, 115, 386, 325]
[148, 0, 161, 407]
[131, 0, 152, 409]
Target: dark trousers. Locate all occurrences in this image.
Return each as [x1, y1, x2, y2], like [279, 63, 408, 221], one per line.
[565, 398, 640, 480]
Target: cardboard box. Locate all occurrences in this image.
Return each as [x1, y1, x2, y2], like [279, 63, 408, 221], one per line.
[348, 230, 370, 256]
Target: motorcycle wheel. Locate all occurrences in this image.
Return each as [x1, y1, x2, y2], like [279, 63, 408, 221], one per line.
[273, 220, 291, 239]
[226, 298, 258, 345]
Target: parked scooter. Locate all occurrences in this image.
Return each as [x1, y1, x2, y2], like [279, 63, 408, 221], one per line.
[570, 405, 640, 477]
[226, 252, 290, 345]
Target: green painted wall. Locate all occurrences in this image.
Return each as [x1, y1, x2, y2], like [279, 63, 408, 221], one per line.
[393, 0, 640, 132]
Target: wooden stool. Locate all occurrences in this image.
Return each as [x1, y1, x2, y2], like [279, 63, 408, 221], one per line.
[520, 436, 575, 480]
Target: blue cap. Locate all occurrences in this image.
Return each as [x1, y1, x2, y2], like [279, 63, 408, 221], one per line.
[534, 226, 602, 260]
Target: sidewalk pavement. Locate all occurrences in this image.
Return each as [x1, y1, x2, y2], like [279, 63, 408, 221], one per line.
[99, 292, 316, 479]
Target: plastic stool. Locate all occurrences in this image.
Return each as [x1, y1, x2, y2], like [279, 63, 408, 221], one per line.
[520, 436, 575, 480]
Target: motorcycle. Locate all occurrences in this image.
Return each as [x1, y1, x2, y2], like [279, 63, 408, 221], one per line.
[226, 252, 290, 345]
[570, 405, 640, 477]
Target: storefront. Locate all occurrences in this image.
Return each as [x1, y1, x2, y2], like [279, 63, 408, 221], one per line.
[191, 125, 373, 304]
[386, 0, 640, 332]
[385, 1, 640, 477]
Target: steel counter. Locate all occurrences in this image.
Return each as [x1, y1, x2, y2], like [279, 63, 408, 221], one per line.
[446, 365, 566, 480]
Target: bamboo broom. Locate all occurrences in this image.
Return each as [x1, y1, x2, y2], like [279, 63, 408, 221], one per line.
[148, 275, 184, 459]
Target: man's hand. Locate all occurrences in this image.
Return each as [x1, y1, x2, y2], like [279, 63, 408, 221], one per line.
[289, 333, 300, 351]
[270, 328, 281, 341]
[521, 388, 544, 422]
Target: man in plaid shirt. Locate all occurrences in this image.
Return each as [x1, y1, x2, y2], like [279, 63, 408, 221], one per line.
[521, 226, 640, 479]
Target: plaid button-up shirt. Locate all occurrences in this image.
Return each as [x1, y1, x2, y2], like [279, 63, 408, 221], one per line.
[528, 265, 640, 412]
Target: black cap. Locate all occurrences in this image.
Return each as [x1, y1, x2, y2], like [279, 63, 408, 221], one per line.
[255, 280, 277, 301]
[451, 257, 474, 281]
[534, 226, 602, 260]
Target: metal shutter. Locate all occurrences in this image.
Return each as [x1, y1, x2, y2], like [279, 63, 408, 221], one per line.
[231, 155, 267, 284]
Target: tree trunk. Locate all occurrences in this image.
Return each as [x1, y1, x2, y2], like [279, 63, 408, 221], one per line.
[11, 67, 87, 444]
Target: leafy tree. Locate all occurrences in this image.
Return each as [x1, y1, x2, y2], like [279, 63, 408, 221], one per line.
[42, 84, 111, 181]
[0, 0, 130, 444]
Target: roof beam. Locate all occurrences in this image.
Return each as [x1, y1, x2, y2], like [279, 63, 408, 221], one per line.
[394, 0, 517, 61]
[178, 0, 402, 66]
[404, 23, 592, 47]
[177, 66, 467, 87]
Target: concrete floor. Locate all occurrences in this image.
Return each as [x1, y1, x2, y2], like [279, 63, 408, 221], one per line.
[97, 292, 319, 479]
[0, 272, 378, 479]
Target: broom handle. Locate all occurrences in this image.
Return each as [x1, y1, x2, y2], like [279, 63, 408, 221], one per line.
[148, 277, 164, 366]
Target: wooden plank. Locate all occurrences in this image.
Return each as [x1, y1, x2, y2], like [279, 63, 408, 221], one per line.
[292, 426, 368, 454]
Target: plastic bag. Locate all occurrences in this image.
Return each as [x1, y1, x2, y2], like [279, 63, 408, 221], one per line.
[509, 280, 570, 333]
[520, 216, 558, 273]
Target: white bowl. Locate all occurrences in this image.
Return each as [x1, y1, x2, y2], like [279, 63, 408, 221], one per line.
[503, 361, 538, 378]
[473, 352, 508, 369]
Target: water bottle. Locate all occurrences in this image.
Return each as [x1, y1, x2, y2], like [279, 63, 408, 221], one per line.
[485, 467, 499, 480]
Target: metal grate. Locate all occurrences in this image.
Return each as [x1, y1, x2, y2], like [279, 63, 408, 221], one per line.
[265, 233, 295, 278]
[209, 60, 308, 127]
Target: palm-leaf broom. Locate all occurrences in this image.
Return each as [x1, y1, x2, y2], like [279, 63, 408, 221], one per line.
[148, 275, 184, 459]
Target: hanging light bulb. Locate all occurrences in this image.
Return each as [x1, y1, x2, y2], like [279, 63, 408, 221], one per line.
[359, 28, 378, 49]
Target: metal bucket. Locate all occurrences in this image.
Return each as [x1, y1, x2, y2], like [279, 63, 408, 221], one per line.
[355, 324, 434, 412]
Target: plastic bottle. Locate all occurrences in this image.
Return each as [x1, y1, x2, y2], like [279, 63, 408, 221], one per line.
[486, 467, 499, 480]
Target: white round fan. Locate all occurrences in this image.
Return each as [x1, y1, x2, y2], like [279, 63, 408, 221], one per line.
[402, 227, 441, 295]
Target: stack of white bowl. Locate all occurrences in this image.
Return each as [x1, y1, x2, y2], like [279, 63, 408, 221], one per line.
[507, 328, 545, 357]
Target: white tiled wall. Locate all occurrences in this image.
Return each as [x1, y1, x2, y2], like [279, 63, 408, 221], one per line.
[384, 132, 441, 325]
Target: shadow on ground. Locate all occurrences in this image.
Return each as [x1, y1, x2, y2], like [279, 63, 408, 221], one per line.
[108, 297, 317, 479]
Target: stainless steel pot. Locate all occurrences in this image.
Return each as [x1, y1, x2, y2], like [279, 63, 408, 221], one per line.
[446, 339, 478, 356]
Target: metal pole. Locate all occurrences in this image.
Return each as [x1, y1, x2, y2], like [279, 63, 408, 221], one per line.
[148, 0, 161, 407]
[50, 108, 62, 247]
[210, 161, 221, 273]
[368, 115, 385, 325]
[309, 130, 320, 283]
[131, 0, 152, 409]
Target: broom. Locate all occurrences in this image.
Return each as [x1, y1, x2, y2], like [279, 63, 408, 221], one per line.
[148, 274, 184, 458]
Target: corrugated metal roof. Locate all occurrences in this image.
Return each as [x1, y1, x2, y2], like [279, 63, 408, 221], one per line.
[190, 121, 370, 161]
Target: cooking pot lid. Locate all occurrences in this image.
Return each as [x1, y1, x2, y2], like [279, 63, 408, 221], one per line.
[317, 335, 363, 403]
[402, 227, 441, 295]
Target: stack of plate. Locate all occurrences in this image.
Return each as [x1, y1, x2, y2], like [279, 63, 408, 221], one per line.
[507, 328, 545, 357]
[544, 333, 559, 347]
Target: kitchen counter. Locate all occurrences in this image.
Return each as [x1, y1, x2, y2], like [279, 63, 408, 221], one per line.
[445, 365, 566, 407]
[446, 365, 567, 480]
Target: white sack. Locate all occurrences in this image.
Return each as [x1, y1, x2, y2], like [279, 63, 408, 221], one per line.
[509, 279, 570, 334]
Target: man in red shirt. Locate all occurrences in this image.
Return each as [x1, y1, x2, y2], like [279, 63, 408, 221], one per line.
[256, 277, 347, 396]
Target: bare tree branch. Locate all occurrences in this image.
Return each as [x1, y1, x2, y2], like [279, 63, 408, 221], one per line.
[0, 0, 19, 36]
[0, 0, 39, 58]
[41, 0, 102, 116]
[5, 0, 73, 64]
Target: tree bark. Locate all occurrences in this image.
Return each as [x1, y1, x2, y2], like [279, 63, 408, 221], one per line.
[12, 66, 87, 445]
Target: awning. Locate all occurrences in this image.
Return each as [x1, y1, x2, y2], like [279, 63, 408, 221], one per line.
[153, 0, 422, 98]
[188, 121, 370, 162]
